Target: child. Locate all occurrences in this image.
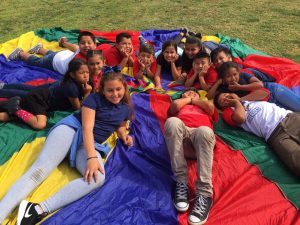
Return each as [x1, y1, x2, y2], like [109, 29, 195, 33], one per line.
[165, 87, 217, 225]
[0, 59, 92, 130]
[208, 62, 300, 111]
[86, 50, 105, 93]
[154, 40, 182, 89]
[133, 44, 156, 79]
[214, 92, 300, 178]
[185, 52, 211, 90]
[180, 35, 210, 80]
[8, 31, 97, 75]
[103, 32, 135, 69]
[0, 66, 133, 225]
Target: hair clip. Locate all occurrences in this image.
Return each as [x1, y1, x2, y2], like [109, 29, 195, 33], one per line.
[102, 65, 121, 75]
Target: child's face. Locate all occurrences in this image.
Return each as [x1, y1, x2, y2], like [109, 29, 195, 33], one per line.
[78, 36, 96, 56]
[88, 55, 104, 75]
[184, 43, 201, 59]
[217, 93, 236, 108]
[71, 65, 89, 84]
[163, 46, 177, 61]
[193, 57, 210, 73]
[182, 90, 200, 100]
[103, 79, 125, 104]
[116, 38, 133, 54]
[223, 67, 240, 85]
[214, 51, 232, 68]
[138, 52, 153, 66]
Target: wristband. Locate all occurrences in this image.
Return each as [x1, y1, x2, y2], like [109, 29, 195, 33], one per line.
[87, 156, 98, 161]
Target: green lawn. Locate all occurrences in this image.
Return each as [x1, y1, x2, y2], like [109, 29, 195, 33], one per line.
[0, 0, 299, 62]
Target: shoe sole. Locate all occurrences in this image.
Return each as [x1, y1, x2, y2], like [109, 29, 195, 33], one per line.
[174, 203, 189, 212]
[17, 200, 29, 225]
[188, 212, 209, 225]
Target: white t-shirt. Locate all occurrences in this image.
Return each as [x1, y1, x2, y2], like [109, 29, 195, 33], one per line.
[240, 101, 291, 141]
[52, 49, 79, 75]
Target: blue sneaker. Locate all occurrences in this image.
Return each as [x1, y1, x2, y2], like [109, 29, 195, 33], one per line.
[17, 200, 44, 225]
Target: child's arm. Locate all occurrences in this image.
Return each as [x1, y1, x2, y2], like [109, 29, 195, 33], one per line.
[69, 82, 93, 110]
[154, 65, 162, 89]
[116, 121, 133, 146]
[145, 64, 155, 78]
[198, 65, 211, 91]
[192, 99, 215, 116]
[135, 60, 146, 79]
[206, 79, 222, 99]
[227, 99, 246, 125]
[229, 77, 263, 92]
[185, 71, 198, 87]
[169, 97, 191, 115]
[240, 89, 269, 101]
[170, 62, 182, 80]
[81, 106, 104, 183]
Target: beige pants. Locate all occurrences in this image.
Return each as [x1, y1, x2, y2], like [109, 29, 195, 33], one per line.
[164, 117, 216, 196]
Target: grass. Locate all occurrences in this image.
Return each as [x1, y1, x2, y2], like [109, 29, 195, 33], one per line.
[0, 0, 299, 63]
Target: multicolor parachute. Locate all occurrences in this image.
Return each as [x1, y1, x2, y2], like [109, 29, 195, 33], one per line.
[0, 28, 300, 225]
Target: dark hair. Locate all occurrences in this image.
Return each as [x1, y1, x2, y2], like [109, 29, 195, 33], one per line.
[86, 50, 104, 61]
[182, 87, 200, 97]
[77, 31, 96, 44]
[213, 92, 223, 109]
[217, 61, 240, 79]
[162, 40, 177, 53]
[193, 52, 210, 62]
[62, 59, 87, 84]
[185, 36, 202, 48]
[139, 44, 154, 55]
[99, 71, 134, 119]
[210, 46, 231, 63]
[116, 32, 132, 43]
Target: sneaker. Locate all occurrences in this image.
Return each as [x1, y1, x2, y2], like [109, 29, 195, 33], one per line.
[0, 96, 21, 115]
[17, 200, 43, 225]
[59, 36, 67, 47]
[8, 47, 23, 61]
[188, 194, 212, 225]
[28, 43, 43, 54]
[174, 181, 189, 212]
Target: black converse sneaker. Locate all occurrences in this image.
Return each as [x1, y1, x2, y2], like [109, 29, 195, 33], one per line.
[173, 181, 189, 212]
[17, 200, 43, 225]
[188, 194, 212, 225]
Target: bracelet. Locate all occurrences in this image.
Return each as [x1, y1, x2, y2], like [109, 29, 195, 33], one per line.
[87, 156, 98, 161]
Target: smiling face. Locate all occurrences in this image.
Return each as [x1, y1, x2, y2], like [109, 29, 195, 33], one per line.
[78, 36, 96, 56]
[163, 45, 177, 61]
[139, 52, 153, 66]
[223, 67, 240, 85]
[87, 55, 104, 75]
[185, 43, 201, 59]
[214, 51, 232, 68]
[102, 79, 126, 104]
[70, 64, 89, 84]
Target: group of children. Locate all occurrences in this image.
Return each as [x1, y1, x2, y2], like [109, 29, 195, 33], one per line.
[0, 29, 299, 225]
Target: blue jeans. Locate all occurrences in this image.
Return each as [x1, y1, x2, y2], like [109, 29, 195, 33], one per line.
[0, 82, 56, 98]
[26, 50, 56, 71]
[0, 125, 105, 220]
[264, 82, 300, 111]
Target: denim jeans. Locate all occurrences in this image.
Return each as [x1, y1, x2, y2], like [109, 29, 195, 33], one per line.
[26, 50, 56, 71]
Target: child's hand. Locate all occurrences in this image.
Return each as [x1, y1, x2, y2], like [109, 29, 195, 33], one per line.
[156, 84, 163, 90]
[228, 82, 241, 91]
[83, 82, 92, 94]
[201, 64, 210, 74]
[179, 72, 187, 80]
[169, 54, 179, 63]
[122, 135, 133, 146]
[84, 158, 104, 184]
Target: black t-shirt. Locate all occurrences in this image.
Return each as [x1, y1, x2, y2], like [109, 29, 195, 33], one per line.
[156, 54, 182, 74]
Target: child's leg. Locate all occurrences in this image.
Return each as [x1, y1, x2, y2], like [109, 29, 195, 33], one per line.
[14, 111, 47, 130]
[38, 47, 50, 56]
[21, 50, 56, 71]
[40, 144, 105, 213]
[0, 125, 75, 221]
[265, 82, 300, 111]
[190, 126, 215, 197]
